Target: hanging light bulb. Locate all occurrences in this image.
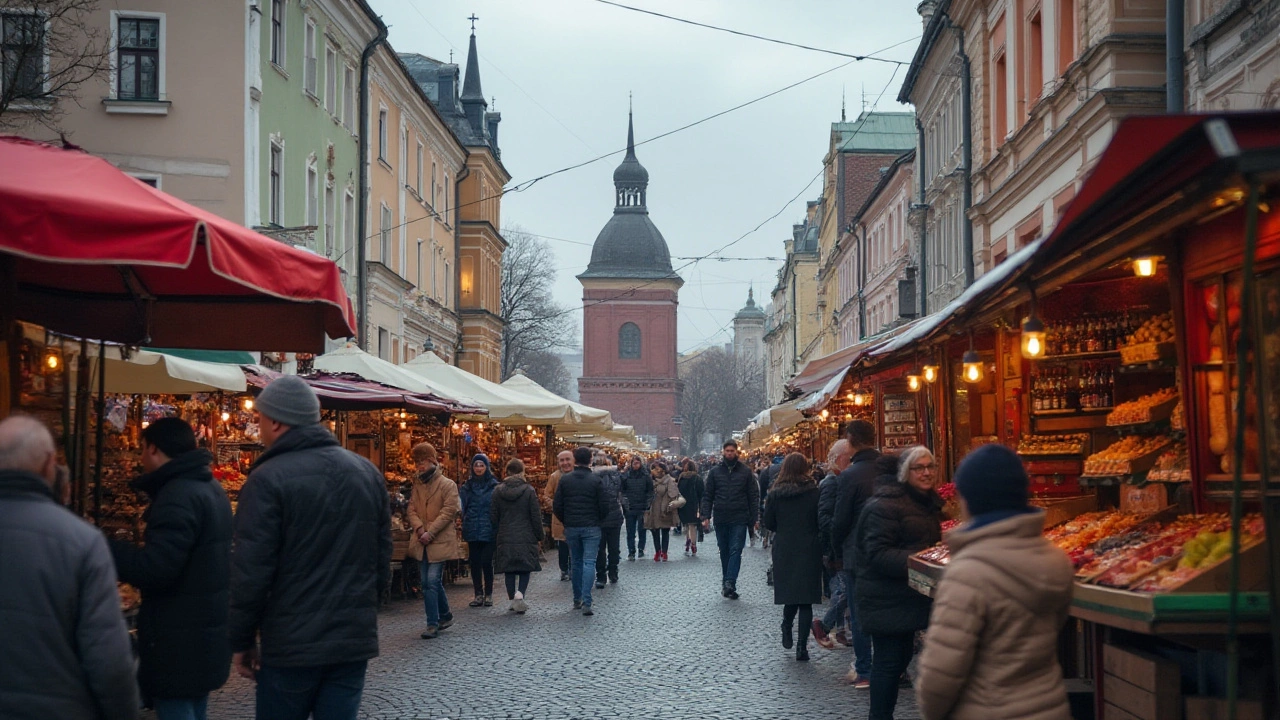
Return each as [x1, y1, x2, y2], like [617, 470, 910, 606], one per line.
[844, 413, 853, 421]
[478, 423, 484, 431]
[853, 391, 866, 406]
[243, 398, 254, 411]
[1021, 315, 1046, 359]
[907, 373, 922, 392]
[845, 391, 854, 401]
[963, 332, 985, 384]
[820, 409, 830, 420]
[1132, 255, 1161, 277]
[399, 421, 407, 430]
[43, 349, 61, 371]
[526, 424, 533, 432]
[922, 365, 938, 383]
[141, 420, 150, 429]
[220, 411, 231, 422]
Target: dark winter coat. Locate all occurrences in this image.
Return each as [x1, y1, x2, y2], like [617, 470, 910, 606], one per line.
[459, 455, 499, 542]
[619, 466, 653, 516]
[594, 466, 627, 528]
[817, 472, 839, 559]
[676, 471, 703, 525]
[700, 458, 759, 527]
[489, 475, 544, 573]
[0, 469, 140, 720]
[763, 482, 824, 605]
[853, 481, 943, 636]
[109, 449, 232, 701]
[553, 466, 609, 528]
[758, 462, 781, 509]
[830, 448, 882, 561]
[229, 423, 392, 668]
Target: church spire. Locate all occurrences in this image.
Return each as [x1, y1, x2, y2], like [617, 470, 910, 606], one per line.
[460, 23, 489, 143]
[625, 94, 637, 161]
[612, 104, 648, 212]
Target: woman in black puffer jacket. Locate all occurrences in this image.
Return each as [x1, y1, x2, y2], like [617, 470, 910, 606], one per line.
[854, 447, 943, 720]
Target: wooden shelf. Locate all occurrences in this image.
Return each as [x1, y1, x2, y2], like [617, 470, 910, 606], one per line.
[1038, 350, 1121, 362]
[1033, 407, 1114, 417]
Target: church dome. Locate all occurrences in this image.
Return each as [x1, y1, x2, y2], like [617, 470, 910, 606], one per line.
[613, 156, 649, 184]
[734, 288, 766, 320]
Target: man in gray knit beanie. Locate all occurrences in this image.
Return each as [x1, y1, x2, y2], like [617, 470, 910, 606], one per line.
[230, 374, 391, 719]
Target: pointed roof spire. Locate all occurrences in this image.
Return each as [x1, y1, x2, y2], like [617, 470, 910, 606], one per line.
[461, 26, 484, 102]
[625, 93, 637, 160]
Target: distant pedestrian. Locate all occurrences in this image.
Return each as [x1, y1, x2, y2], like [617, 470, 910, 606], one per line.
[0, 415, 140, 720]
[460, 453, 500, 608]
[593, 451, 627, 588]
[763, 453, 823, 662]
[828, 419, 881, 687]
[676, 458, 704, 555]
[619, 455, 653, 560]
[855, 446, 943, 720]
[812, 438, 853, 654]
[490, 458, 544, 615]
[700, 440, 759, 599]
[542, 451, 574, 580]
[108, 417, 233, 720]
[644, 460, 682, 562]
[553, 447, 610, 615]
[229, 376, 392, 720]
[917, 444, 1074, 720]
[406, 442, 461, 640]
[756, 455, 783, 549]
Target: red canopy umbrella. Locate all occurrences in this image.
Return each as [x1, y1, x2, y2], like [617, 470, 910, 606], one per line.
[0, 136, 355, 352]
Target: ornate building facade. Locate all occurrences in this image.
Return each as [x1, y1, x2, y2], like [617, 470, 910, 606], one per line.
[578, 111, 683, 450]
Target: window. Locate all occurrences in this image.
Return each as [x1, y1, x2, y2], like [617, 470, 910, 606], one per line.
[430, 162, 437, 208]
[305, 163, 318, 227]
[392, 337, 400, 366]
[129, 173, 161, 188]
[323, 183, 335, 255]
[324, 45, 336, 114]
[619, 322, 641, 359]
[116, 17, 160, 100]
[342, 190, 354, 262]
[377, 108, 387, 160]
[1027, 10, 1043, 109]
[268, 142, 283, 225]
[377, 327, 389, 361]
[342, 65, 355, 129]
[380, 204, 392, 265]
[270, 0, 284, 67]
[444, 260, 450, 302]
[430, 242, 438, 297]
[303, 20, 317, 96]
[2, 11, 44, 99]
[416, 142, 423, 196]
[1058, 0, 1076, 73]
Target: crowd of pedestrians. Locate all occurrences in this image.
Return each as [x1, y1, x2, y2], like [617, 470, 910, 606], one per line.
[0, 375, 1077, 720]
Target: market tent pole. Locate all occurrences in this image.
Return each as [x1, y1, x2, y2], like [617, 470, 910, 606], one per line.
[93, 340, 106, 524]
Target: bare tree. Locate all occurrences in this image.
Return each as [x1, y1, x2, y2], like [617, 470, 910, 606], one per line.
[500, 226, 577, 380]
[679, 347, 768, 454]
[514, 350, 572, 398]
[0, 0, 111, 133]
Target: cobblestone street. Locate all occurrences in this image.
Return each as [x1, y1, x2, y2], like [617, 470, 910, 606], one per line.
[191, 532, 917, 719]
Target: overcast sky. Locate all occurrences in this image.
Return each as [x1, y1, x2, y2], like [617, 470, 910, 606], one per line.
[375, 0, 923, 354]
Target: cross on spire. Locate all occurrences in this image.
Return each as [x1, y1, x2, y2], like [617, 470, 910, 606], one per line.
[468, 13, 479, 32]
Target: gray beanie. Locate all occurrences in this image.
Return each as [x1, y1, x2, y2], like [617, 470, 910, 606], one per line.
[256, 375, 321, 427]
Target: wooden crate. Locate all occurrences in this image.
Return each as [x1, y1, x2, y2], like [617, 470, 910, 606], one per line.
[1121, 341, 1177, 365]
[1102, 644, 1181, 720]
[1035, 494, 1097, 528]
[1120, 484, 1169, 514]
[1107, 396, 1180, 427]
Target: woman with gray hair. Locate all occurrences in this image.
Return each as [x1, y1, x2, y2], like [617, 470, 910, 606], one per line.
[854, 446, 944, 720]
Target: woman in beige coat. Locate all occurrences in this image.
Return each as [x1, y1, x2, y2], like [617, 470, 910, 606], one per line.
[407, 442, 461, 639]
[541, 450, 573, 581]
[917, 444, 1074, 720]
[643, 461, 683, 562]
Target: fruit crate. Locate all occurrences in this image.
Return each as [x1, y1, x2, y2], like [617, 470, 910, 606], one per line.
[1082, 440, 1172, 477]
[1033, 494, 1098, 528]
[1106, 396, 1180, 427]
[1120, 341, 1177, 365]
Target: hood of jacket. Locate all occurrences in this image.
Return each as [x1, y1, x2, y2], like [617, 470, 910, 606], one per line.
[679, 470, 699, 482]
[251, 423, 339, 469]
[769, 480, 818, 499]
[133, 448, 215, 498]
[946, 509, 1074, 615]
[494, 475, 533, 501]
[467, 453, 497, 485]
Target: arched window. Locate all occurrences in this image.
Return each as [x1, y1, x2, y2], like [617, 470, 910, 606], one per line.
[619, 322, 641, 359]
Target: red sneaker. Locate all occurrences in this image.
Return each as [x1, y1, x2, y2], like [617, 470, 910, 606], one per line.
[811, 619, 836, 649]
[834, 629, 853, 647]
[691, 544, 697, 555]
[661, 551, 669, 562]
[655, 552, 662, 562]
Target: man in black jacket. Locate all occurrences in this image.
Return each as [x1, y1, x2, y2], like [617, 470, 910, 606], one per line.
[0, 416, 139, 720]
[618, 456, 652, 560]
[592, 452, 627, 588]
[109, 418, 232, 719]
[828, 419, 880, 687]
[229, 376, 392, 720]
[699, 440, 759, 599]
[553, 446, 609, 615]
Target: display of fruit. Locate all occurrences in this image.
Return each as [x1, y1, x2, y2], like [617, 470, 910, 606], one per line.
[1083, 436, 1169, 476]
[1106, 388, 1178, 426]
[1170, 401, 1184, 431]
[1147, 443, 1190, 482]
[1124, 311, 1175, 345]
[1131, 515, 1266, 592]
[213, 463, 248, 499]
[1044, 511, 1148, 566]
[936, 483, 956, 502]
[1085, 515, 1228, 587]
[1017, 434, 1089, 456]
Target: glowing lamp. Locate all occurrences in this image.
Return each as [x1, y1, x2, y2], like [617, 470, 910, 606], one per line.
[44, 350, 60, 371]
[922, 365, 938, 383]
[478, 423, 484, 431]
[853, 391, 867, 406]
[243, 398, 254, 411]
[1020, 315, 1046, 359]
[220, 412, 231, 422]
[526, 425, 533, 432]
[962, 350, 984, 384]
[820, 409, 830, 420]
[141, 420, 150, 429]
[1132, 255, 1161, 278]
[399, 421, 407, 430]
[906, 373, 922, 392]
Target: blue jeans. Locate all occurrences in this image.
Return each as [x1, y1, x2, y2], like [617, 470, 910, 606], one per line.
[869, 633, 915, 720]
[421, 559, 450, 626]
[256, 660, 367, 720]
[842, 570, 873, 677]
[153, 697, 208, 720]
[564, 525, 601, 606]
[624, 512, 646, 555]
[715, 523, 748, 586]
[822, 569, 848, 632]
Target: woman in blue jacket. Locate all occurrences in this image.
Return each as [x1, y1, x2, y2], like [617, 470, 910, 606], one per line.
[460, 453, 500, 606]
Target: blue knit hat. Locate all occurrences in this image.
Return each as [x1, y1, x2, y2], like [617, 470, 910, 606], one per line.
[953, 444, 1029, 516]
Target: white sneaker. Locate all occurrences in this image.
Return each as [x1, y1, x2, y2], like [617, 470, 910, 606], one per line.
[514, 591, 524, 600]
[513, 597, 528, 614]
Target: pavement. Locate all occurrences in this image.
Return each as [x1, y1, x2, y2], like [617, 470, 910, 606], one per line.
[185, 531, 919, 720]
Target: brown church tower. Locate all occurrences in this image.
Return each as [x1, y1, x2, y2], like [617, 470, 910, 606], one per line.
[577, 110, 683, 450]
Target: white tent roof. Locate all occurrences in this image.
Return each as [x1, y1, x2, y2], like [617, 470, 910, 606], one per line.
[95, 350, 247, 394]
[500, 373, 613, 431]
[313, 343, 471, 402]
[400, 352, 576, 425]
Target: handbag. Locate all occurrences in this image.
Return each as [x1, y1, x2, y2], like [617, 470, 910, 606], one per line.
[668, 494, 687, 510]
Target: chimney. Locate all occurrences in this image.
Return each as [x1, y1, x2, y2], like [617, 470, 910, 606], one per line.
[436, 65, 459, 115]
[485, 111, 501, 154]
[917, 0, 939, 28]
